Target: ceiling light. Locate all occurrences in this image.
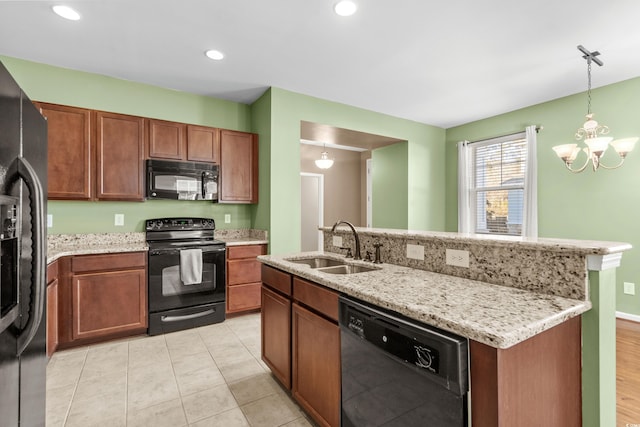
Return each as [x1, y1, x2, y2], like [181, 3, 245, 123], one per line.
[552, 45, 637, 173]
[52, 5, 81, 21]
[315, 145, 334, 169]
[334, 1, 358, 16]
[205, 50, 224, 61]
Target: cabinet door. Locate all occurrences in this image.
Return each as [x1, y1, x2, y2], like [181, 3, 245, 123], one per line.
[292, 303, 340, 427]
[219, 129, 258, 203]
[37, 103, 92, 200]
[148, 119, 185, 160]
[227, 258, 262, 286]
[227, 283, 261, 313]
[95, 111, 145, 200]
[46, 279, 58, 358]
[71, 269, 147, 340]
[261, 285, 291, 389]
[187, 125, 220, 163]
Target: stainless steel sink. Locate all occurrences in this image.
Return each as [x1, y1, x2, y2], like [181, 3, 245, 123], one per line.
[286, 257, 346, 268]
[317, 264, 380, 275]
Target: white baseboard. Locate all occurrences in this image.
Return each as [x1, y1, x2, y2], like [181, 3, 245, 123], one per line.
[616, 311, 640, 323]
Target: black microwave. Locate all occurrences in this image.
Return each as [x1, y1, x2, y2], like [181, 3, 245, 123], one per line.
[146, 159, 218, 201]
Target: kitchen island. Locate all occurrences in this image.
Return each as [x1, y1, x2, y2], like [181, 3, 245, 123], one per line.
[259, 227, 631, 427]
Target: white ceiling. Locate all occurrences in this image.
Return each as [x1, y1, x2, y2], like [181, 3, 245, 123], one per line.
[1, 0, 640, 129]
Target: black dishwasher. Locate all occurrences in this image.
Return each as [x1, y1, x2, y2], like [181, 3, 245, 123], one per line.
[339, 296, 469, 427]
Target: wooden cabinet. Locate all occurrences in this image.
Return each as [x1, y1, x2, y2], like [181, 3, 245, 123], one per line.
[261, 265, 292, 389]
[226, 244, 267, 314]
[470, 316, 582, 427]
[292, 278, 340, 427]
[46, 260, 59, 358]
[148, 121, 220, 164]
[67, 252, 147, 343]
[36, 103, 92, 200]
[219, 129, 258, 203]
[36, 102, 145, 201]
[187, 125, 220, 163]
[148, 119, 185, 160]
[95, 111, 145, 200]
[260, 266, 340, 427]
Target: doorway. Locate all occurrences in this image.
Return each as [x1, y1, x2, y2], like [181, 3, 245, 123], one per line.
[300, 173, 324, 251]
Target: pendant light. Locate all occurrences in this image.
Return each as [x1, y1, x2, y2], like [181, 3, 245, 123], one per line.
[315, 144, 334, 169]
[552, 45, 638, 172]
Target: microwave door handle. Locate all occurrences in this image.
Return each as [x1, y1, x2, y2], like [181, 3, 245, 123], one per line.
[7, 157, 46, 356]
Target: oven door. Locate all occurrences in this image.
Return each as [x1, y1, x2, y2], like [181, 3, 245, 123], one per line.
[148, 243, 226, 313]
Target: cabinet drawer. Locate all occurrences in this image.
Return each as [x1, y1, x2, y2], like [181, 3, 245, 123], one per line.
[72, 252, 146, 273]
[293, 277, 339, 322]
[228, 258, 261, 285]
[47, 260, 59, 284]
[227, 244, 266, 260]
[227, 283, 261, 313]
[262, 264, 292, 296]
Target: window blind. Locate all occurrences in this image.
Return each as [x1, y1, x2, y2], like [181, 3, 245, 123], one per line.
[471, 135, 527, 235]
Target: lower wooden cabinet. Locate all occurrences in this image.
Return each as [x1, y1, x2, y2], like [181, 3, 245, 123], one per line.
[71, 268, 147, 340]
[54, 251, 147, 349]
[260, 265, 340, 427]
[261, 285, 292, 389]
[46, 260, 59, 358]
[226, 244, 267, 314]
[292, 303, 341, 427]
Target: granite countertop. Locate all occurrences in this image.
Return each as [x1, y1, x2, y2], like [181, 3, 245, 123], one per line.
[259, 251, 591, 349]
[47, 230, 268, 262]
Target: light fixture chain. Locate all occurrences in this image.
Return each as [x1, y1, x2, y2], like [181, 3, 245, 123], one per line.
[587, 59, 592, 115]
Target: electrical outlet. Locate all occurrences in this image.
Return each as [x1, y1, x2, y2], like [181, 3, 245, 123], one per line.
[114, 214, 124, 226]
[406, 244, 424, 260]
[47, 214, 53, 228]
[224, 214, 231, 224]
[623, 282, 636, 295]
[446, 249, 470, 268]
[333, 236, 343, 247]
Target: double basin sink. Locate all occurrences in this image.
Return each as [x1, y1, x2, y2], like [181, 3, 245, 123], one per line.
[285, 256, 380, 275]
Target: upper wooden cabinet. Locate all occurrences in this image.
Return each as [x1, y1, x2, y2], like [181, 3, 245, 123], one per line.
[148, 119, 185, 160]
[148, 121, 220, 164]
[220, 129, 258, 203]
[37, 102, 145, 201]
[95, 111, 145, 201]
[187, 125, 220, 163]
[36, 103, 92, 200]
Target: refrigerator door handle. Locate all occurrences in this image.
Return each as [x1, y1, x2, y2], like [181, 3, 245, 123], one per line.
[8, 156, 46, 356]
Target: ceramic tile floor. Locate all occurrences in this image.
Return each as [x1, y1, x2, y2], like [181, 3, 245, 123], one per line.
[46, 313, 314, 427]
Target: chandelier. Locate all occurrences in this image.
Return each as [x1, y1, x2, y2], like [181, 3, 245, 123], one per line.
[552, 45, 637, 172]
[315, 144, 334, 169]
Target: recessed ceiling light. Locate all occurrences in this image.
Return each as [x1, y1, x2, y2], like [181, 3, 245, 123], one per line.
[52, 5, 81, 21]
[205, 50, 225, 61]
[334, 1, 357, 16]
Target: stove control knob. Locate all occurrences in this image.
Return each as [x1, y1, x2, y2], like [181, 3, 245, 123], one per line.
[154, 220, 164, 229]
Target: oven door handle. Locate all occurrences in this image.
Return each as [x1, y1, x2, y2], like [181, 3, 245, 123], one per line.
[148, 247, 226, 256]
[161, 309, 215, 323]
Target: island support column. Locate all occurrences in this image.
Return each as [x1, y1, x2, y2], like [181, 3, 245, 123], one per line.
[582, 253, 621, 427]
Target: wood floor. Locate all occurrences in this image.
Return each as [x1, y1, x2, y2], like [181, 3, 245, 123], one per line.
[617, 318, 640, 427]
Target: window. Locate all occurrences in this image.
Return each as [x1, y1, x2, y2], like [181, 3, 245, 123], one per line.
[458, 126, 537, 237]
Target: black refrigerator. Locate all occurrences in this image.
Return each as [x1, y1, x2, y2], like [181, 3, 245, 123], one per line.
[0, 60, 48, 426]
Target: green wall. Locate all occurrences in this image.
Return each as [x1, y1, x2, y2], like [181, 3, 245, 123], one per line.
[1, 56, 255, 233]
[445, 77, 640, 316]
[372, 142, 408, 228]
[265, 88, 445, 254]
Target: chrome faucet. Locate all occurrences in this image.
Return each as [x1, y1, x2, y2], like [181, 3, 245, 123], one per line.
[331, 220, 362, 260]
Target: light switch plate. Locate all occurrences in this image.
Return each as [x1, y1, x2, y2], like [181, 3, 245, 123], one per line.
[224, 214, 231, 223]
[446, 249, 470, 268]
[623, 282, 635, 295]
[406, 244, 424, 260]
[114, 213, 124, 226]
[47, 214, 53, 228]
[333, 236, 343, 247]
